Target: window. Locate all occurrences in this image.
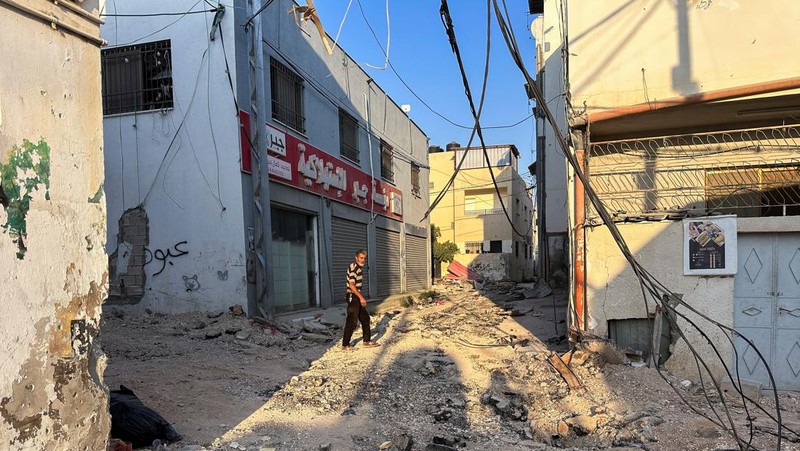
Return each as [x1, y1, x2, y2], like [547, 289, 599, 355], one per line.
[411, 164, 421, 196]
[464, 188, 505, 215]
[101, 40, 173, 115]
[339, 109, 359, 163]
[380, 141, 394, 182]
[270, 57, 305, 133]
[706, 165, 800, 217]
[488, 240, 502, 253]
[464, 241, 483, 254]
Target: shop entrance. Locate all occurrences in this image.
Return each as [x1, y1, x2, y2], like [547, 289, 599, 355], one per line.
[271, 208, 318, 313]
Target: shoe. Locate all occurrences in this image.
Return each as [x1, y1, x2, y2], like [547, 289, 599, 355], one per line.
[341, 345, 355, 351]
[362, 341, 380, 348]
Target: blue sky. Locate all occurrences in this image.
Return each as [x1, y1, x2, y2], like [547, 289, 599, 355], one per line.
[314, 1, 539, 184]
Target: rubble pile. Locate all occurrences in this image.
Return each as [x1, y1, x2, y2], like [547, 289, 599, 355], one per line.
[102, 281, 799, 451]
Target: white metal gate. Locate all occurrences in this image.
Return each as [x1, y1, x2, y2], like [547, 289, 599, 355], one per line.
[734, 233, 800, 389]
[331, 217, 369, 301]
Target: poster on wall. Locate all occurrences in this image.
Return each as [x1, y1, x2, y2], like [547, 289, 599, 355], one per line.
[683, 215, 737, 276]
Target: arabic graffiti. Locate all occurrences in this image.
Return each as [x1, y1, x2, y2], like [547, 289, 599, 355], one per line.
[144, 240, 189, 276]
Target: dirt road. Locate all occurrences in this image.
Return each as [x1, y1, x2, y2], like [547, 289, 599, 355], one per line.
[101, 281, 799, 450]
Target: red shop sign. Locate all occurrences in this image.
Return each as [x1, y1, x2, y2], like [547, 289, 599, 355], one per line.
[266, 124, 403, 220]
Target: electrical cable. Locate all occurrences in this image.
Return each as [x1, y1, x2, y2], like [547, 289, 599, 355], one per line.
[491, 0, 784, 448]
[353, 0, 532, 132]
[438, 0, 530, 240]
[101, 9, 216, 17]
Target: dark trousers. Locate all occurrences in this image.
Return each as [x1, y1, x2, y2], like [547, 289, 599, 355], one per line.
[342, 293, 371, 346]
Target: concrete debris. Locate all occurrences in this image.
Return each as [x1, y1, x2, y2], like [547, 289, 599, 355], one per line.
[229, 304, 245, 316]
[522, 279, 552, 299]
[100, 280, 797, 451]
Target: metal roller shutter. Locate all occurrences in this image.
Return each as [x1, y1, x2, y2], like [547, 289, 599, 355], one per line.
[406, 235, 428, 292]
[331, 217, 369, 301]
[376, 228, 402, 298]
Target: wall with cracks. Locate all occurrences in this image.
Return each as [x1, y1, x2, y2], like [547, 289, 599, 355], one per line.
[0, 1, 110, 448]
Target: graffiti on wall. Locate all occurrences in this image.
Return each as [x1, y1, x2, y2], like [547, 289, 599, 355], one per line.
[144, 241, 188, 276]
[0, 139, 51, 259]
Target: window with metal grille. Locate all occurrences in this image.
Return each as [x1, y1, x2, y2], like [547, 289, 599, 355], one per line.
[270, 57, 305, 133]
[339, 109, 359, 163]
[464, 241, 483, 254]
[411, 163, 421, 196]
[101, 40, 173, 115]
[381, 141, 394, 182]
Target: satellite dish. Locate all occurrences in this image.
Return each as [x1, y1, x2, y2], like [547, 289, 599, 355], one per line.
[401, 104, 412, 113]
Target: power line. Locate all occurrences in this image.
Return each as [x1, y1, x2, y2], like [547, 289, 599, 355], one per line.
[490, 0, 785, 447]
[353, 0, 534, 132]
[101, 9, 217, 17]
[437, 0, 529, 240]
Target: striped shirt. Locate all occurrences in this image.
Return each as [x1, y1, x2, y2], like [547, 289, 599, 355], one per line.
[346, 262, 363, 294]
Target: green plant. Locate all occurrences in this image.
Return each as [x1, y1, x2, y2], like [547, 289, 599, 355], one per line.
[433, 240, 459, 263]
[419, 290, 438, 301]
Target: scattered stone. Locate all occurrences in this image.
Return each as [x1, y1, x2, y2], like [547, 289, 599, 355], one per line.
[301, 332, 333, 343]
[205, 330, 223, 339]
[680, 379, 692, 388]
[207, 310, 225, 319]
[557, 420, 570, 437]
[695, 419, 721, 438]
[566, 414, 598, 435]
[390, 433, 413, 451]
[225, 326, 242, 335]
[318, 443, 331, 451]
[579, 339, 627, 365]
[235, 331, 251, 341]
[230, 304, 245, 316]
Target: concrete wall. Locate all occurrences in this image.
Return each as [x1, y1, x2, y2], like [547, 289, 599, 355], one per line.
[585, 216, 800, 381]
[565, 0, 800, 113]
[531, 8, 570, 276]
[0, 1, 109, 448]
[102, 0, 248, 313]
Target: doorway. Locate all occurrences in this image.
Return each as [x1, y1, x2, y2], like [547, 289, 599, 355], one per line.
[734, 233, 800, 389]
[271, 207, 318, 313]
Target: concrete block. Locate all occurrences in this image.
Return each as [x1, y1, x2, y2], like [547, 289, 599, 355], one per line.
[720, 377, 761, 406]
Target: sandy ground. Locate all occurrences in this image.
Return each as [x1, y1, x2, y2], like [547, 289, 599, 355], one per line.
[101, 280, 800, 451]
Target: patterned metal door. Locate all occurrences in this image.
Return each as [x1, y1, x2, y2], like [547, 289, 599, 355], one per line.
[773, 234, 800, 389]
[734, 234, 800, 390]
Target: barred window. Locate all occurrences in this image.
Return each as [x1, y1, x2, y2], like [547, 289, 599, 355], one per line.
[270, 57, 305, 133]
[464, 241, 483, 254]
[339, 109, 359, 163]
[101, 40, 173, 115]
[381, 141, 394, 182]
[411, 164, 421, 196]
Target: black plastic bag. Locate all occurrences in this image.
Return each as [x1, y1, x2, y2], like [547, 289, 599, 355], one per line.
[109, 385, 182, 448]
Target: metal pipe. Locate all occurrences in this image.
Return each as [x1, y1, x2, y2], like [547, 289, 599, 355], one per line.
[588, 76, 800, 124]
[0, 0, 106, 46]
[574, 147, 586, 331]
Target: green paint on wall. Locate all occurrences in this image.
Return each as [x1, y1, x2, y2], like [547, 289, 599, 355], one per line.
[0, 139, 51, 259]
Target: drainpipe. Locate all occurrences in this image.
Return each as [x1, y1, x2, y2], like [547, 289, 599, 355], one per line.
[574, 147, 586, 332]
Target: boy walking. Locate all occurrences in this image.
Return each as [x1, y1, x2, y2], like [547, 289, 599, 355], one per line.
[342, 249, 379, 349]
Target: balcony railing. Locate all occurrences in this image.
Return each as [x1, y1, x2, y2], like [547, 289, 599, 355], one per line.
[465, 208, 503, 215]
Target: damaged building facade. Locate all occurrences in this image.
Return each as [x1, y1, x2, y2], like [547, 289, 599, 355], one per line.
[429, 143, 534, 282]
[534, 1, 800, 387]
[0, 0, 110, 448]
[102, 0, 430, 317]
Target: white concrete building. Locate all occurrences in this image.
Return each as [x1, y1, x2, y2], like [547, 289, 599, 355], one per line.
[102, 0, 430, 316]
[534, 1, 800, 387]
